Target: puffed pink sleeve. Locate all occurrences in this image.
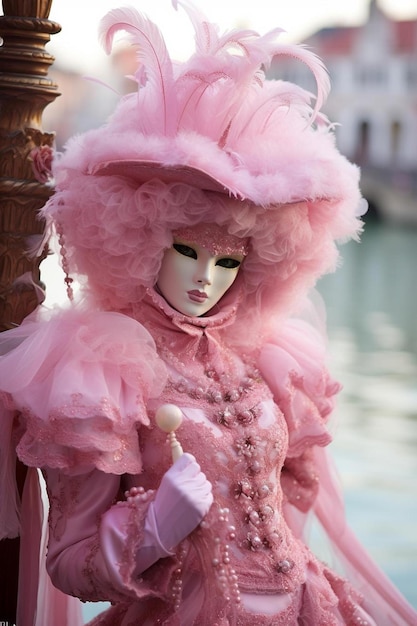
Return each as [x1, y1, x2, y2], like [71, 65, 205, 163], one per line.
[0, 307, 166, 476]
[258, 318, 341, 522]
[44, 466, 177, 605]
[0, 306, 178, 606]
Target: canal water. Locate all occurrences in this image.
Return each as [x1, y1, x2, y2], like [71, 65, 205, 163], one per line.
[41, 218, 417, 621]
[317, 219, 417, 610]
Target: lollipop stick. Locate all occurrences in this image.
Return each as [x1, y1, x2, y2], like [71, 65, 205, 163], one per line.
[155, 404, 184, 463]
[168, 431, 184, 462]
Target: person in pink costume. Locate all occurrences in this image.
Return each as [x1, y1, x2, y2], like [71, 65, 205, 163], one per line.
[0, 3, 416, 625]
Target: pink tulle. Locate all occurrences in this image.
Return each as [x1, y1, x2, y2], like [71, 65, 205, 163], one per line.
[314, 447, 417, 626]
[258, 316, 340, 457]
[1, 307, 167, 476]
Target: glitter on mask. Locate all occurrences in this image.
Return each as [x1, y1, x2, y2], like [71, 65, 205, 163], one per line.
[173, 223, 249, 257]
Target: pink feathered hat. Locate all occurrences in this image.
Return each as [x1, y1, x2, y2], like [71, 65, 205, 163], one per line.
[42, 1, 364, 340]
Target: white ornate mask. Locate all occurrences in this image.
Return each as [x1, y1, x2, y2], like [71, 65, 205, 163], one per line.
[157, 224, 247, 317]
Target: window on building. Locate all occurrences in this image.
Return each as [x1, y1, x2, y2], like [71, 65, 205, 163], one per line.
[354, 66, 387, 88]
[406, 63, 417, 88]
[390, 120, 401, 164]
[355, 120, 370, 165]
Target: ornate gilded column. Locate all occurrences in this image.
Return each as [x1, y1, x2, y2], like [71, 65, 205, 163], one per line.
[0, 0, 61, 331]
[0, 2, 60, 621]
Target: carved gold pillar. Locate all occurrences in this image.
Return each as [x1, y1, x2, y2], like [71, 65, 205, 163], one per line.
[0, 2, 60, 622]
[0, 0, 61, 331]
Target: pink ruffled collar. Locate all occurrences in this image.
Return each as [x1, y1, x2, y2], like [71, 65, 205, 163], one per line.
[134, 286, 241, 336]
[130, 287, 243, 369]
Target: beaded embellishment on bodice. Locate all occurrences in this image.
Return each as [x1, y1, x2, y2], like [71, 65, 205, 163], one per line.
[143, 366, 307, 619]
[135, 290, 309, 617]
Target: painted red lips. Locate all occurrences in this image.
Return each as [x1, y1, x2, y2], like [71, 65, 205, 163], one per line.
[187, 290, 208, 303]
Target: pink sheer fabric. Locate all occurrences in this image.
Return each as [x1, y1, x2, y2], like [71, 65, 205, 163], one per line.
[15, 468, 84, 626]
[259, 319, 417, 625]
[1, 307, 166, 476]
[0, 296, 416, 625]
[313, 448, 417, 626]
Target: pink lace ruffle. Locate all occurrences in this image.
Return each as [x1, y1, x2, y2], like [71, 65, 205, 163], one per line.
[258, 318, 340, 458]
[0, 308, 167, 475]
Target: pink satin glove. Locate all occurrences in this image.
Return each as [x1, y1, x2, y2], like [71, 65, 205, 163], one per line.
[131, 452, 213, 573]
[151, 452, 213, 549]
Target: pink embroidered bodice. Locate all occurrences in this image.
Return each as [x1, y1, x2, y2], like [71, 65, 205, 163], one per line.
[136, 290, 308, 597]
[102, 290, 351, 623]
[4, 292, 413, 624]
[36, 291, 352, 625]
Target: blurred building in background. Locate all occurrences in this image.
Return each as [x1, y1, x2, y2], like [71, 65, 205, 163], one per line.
[43, 0, 417, 223]
[43, 45, 138, 150]
[268, 0, 417, 224]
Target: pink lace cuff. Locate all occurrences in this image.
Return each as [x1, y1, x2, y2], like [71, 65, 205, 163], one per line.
[100, 498, 176, 600]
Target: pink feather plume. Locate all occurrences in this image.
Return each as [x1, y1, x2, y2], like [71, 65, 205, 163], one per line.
[99, 7, 177, 135]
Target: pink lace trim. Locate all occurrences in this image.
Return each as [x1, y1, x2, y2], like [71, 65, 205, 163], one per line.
[16, 395, 146, 475]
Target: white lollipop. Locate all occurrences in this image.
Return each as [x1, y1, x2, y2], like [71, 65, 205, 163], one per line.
[155, 404, 184, 462]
